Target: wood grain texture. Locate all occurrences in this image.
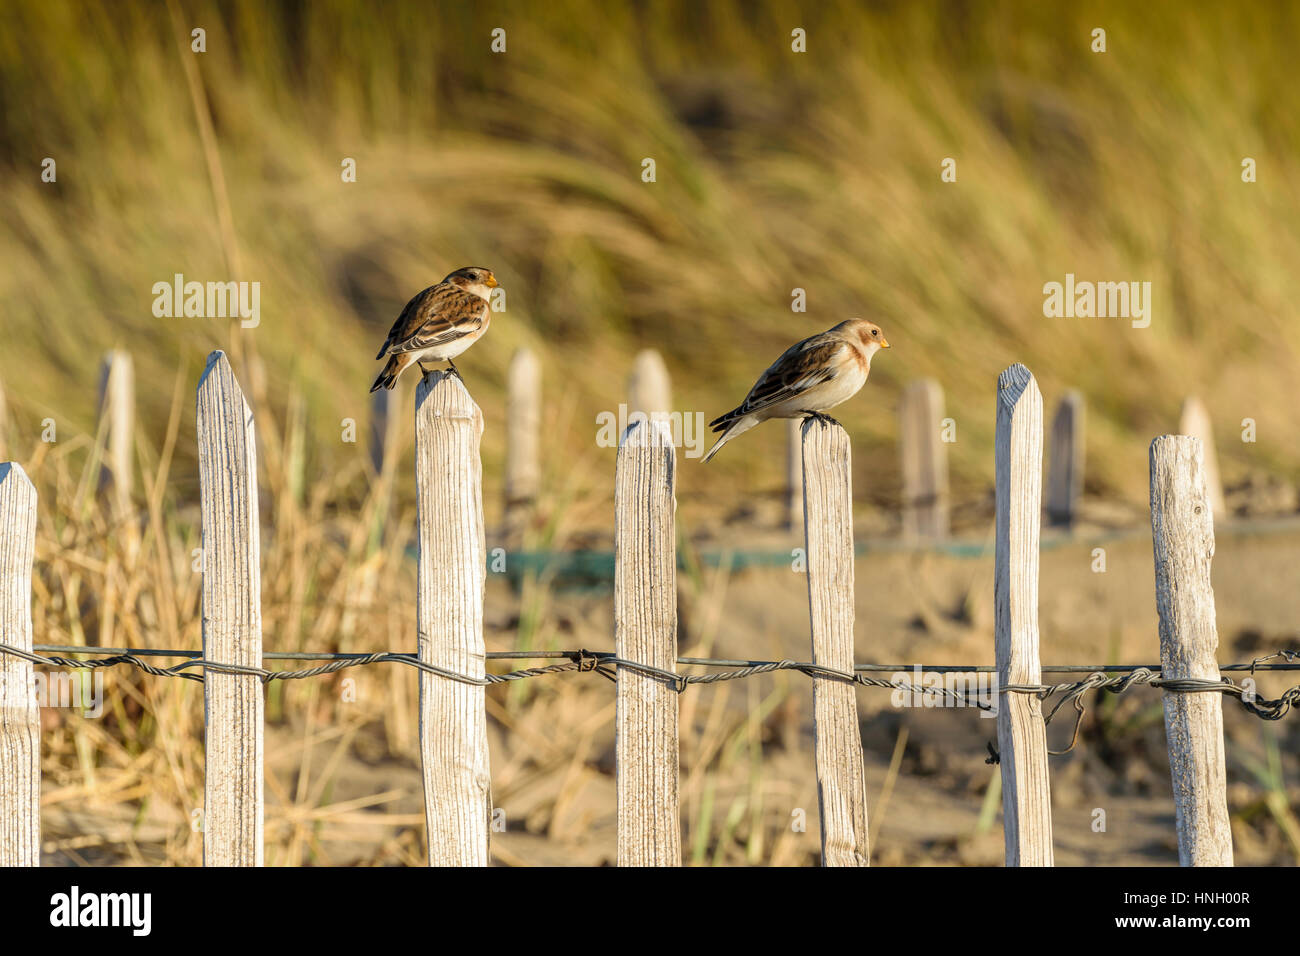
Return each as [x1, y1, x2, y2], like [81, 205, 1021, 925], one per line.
[415, 371, 491, 866]
[1177, 398, 1226, 522]
[627, 348, 672, 422]
[196, 351, 264, 866]
[0, 463, 39, 866]
[1046, 390, 1085, 528]
[900, 378, 949, 542]
[615, 418, 680, 866]
[801, 417, 869, 866]
[97, 350, 135, 515]
[1149, 435, 1233, 867]
[994, 364, 1054, 867]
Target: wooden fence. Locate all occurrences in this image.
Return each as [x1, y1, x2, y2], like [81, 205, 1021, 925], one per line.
[0, 352, 1240, 867]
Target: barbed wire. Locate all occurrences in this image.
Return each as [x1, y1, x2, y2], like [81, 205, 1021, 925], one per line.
[2, 644, 1298, 759]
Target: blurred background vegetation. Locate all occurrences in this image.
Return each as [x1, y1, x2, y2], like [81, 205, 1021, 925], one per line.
[3, 0, 1299, 520]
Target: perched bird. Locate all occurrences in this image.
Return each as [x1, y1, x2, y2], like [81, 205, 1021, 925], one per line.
[370, 266, 499, 391]
[702, 318, 890, 462]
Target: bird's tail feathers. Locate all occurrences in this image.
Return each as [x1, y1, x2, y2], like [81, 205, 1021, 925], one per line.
[370, 353, 410, 392]
[709, 405, 745, 431]
[701, 414, 760, 462]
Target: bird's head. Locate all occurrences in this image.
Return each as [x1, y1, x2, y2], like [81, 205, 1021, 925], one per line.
[844, 318, 890, 356]
[445, 266, 500, 300]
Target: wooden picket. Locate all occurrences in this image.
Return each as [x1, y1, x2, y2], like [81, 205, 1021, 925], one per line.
[0, 463, 39, 866]
[993, 364, 1054, 866]
[1149, 436, 1233, 866]
[415, 371, 492, 866]
[900, 378, 949, 542]
[1046, 390, 1084, 528]
[801, 417, 870, 866]
[196, 351, 265, 866]
[614, 418, 680, 865]
[97, 349, 135, 516]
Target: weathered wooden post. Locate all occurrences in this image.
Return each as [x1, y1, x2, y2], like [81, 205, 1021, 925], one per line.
[1149, 436, 1233, 866]
[993, 364, 1054, 866]
[615, 418, 680, 866]
[1046, 390, 1085, 528]
[196, 351, 264, 866]
[900, 379, 949, 542]
[0, 463, 39, 866]
[415, 370, 491, 866]
[627, 349, 672, 425]
[785, 418, 803, 531]
[504, 348, 541, 545]
[1178, 397, 1226, 522]
[97, 350, 135, 515]
[802, 417, 869, 866]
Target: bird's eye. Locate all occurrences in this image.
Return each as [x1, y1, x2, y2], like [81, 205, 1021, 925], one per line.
[871, 329, 879, 336]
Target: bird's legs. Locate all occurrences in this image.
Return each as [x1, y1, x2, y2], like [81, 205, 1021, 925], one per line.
[804, 411, 841, 428]
[418, 361, 432, 379]
[445, 359, 464, 381]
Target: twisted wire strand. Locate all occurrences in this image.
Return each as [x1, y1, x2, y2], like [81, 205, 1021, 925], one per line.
[2, 642, 1297, 736]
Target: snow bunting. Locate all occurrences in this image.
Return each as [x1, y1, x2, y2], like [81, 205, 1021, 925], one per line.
[702, 318, 890, 462]
[370, 266, 499, 391]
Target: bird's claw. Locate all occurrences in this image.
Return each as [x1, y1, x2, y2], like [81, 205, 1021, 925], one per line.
[804, 411, 840, 428]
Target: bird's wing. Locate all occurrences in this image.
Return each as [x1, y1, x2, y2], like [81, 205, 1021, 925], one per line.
[376, 283, 490, 357]
[734, 335, 845, 416]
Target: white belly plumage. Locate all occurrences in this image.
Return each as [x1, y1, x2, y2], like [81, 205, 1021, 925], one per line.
[412, 316, 490, 361]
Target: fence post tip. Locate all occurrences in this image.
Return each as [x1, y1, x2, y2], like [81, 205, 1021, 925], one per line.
[997, 363, 1035, 398]
[0, 461, 33, 488]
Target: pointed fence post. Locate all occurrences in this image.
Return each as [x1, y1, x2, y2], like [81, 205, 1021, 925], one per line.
[0, 463, 39, 866]
[416, 371, 491, 866]
[97, 350, 135, 516]
[994, 364, 1054, 866]
[801, 417, 869, 866]
[504, 348, 541, 546]
[627, 349, 672, 424]
[196, 351, 264, 866]
[615, 418, 680, 866]
[900, 379, 949, 542]
[1149, 436, 1233, 866]
[1046, 391, 1085, 528]
[1178, 397, 1226, 522]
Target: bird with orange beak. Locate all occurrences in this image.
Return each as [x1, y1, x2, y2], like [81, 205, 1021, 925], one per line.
[370, 266, 499, 391]
[703, 318, 890, 462]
